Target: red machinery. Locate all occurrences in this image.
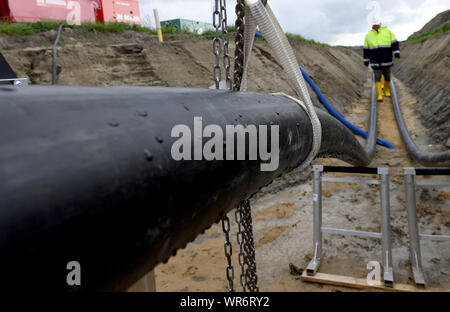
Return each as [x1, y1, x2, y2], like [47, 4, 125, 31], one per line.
[0, 0, 141, 25]
[102, 0, 141, 24]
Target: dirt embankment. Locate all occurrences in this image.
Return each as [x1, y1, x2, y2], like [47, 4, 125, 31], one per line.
[1, 28, 366, 114]
[393, 15, 450, 145]
[411, 10, 450, 37]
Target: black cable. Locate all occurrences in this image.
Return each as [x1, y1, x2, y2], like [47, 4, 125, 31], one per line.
[391, 80, 450, 166]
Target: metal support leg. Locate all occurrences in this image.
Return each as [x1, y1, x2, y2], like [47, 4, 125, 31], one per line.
[404, 168, 426, 286]
[307, 165, 323, 275]
[379, 168, 394, 286]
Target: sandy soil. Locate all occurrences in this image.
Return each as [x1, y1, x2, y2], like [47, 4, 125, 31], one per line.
[151, 74, 449, 292]
[393, 26, 450, 144]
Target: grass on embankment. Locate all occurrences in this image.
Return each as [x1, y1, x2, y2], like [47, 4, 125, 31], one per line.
[407, 21, 450, 43]
[0, 21, 332, 47]
[285, 33, 330, 47]
[0, 21, 226, 37]
[0, 21, 62, 35]
[0, 21, 158, 36]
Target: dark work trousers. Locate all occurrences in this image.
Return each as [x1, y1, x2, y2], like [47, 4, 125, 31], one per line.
[373, 66, 391, 82]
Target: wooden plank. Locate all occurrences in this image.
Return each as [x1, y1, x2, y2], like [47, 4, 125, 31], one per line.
[301, 271, 449, 292]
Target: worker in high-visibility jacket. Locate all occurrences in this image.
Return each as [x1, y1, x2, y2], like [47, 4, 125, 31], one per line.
[363, 19, 400, 101]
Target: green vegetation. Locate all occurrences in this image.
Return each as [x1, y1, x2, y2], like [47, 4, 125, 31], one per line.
[285, 32, 330, 47]
[0, 21, 157, 36]
[407, 21, 450, 43]
[160, 24, 190, 34]
[0, 21, 331, 48]
[160, 24, 234, 37]
[200, 29, 217, 37]
[0, 21, 62, 36]
[314, 73, 324, 84]
[79, 22, 156, 34]
[60, 37, 76, 47]
[0, 20, 233, 40]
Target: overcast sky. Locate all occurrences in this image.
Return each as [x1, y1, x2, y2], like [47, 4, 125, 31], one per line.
[138, 0, 450, 46]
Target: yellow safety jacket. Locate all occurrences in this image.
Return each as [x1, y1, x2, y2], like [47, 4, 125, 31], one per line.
[364, 26, 400, 68]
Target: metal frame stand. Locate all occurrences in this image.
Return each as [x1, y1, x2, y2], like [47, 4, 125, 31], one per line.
[306, 165, 394, 287]
[403, 167, 450, 287]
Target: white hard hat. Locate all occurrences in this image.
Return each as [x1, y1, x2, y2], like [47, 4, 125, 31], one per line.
[371, 16, 382, 25]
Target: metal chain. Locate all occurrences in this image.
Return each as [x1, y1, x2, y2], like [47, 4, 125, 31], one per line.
[218, 0, 258, 293]
[213, 0, 222, 89]
[213, 0, 232, 90]
[221, 215, 235, 292]
[235, 205, 247, 292]
[240, 200, 259, 292]
[220, 0, 232, 90]
[233, 0, 245, 91]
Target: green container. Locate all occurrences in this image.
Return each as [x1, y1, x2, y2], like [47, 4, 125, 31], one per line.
[160, 18, 214, 34]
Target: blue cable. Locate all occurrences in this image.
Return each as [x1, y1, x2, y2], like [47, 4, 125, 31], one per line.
[253, 31, 395, 149]
[299, 66, 396, 149]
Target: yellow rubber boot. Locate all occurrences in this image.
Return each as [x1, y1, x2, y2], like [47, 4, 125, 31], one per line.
[375, 82, 383, 102]
[381, 75, 385, 90]
[384, 80, 391, 97]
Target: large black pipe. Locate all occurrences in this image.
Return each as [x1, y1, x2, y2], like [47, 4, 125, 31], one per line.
[0, 51, 17, 82]
[0, 86, 367, 291]
[391, 80, 450, 166]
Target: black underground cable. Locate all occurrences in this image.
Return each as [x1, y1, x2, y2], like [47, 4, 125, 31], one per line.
[391, 80, 450, 166]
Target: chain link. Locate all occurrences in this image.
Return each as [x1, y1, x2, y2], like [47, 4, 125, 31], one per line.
[213, 0, 222, 89]
[240, 200, 259, 292]
[218, 0, 258, 293]
[220, 0, 232, 90]
[235, 206, 247, 292]
[221, 215, 235, 292]
[233, 0, 245, 91]
[213, 0, 232, 90]
[235, 200, 259, 292]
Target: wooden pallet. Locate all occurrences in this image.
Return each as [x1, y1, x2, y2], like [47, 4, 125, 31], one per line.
[301, 271, 449, 292]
